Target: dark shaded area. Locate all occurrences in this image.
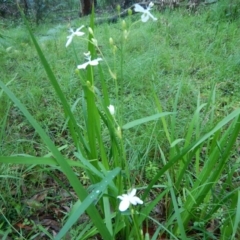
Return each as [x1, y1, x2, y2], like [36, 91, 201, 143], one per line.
[2, 0, 239, 24]
[0, 0, 80, 24]
[80, 0, 97, 16]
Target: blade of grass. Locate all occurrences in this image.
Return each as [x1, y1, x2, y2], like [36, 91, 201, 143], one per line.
[175, 101, 207, 189]
[0, 102, 10, 154]
[171, 81, 182, 142]
[151, 79, 171, 144]
[122, 112, 174, 130]
[103, 191, 113, 235]
[0, 156, 84, 167]
[231, 190, 240, 239]
[159, 146, 187, 239]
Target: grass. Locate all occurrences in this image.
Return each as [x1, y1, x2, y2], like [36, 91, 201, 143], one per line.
[1, 1, 240, 239]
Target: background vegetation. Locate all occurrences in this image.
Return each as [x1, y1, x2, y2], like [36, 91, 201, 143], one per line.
[0, 0, 240, 239]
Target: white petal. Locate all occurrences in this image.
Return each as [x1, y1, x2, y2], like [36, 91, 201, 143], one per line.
[141, 13, 149, 22]
[119, 198, 130, 212]
[66, 35, 73, 47]
[117, 195, 124, 200]
[129, 188, 137, 198]
[75, 32, 85, 37]
[84, 51, 91, 57]
[89, 58, 102, 66]
[148, 12, 157, 21]
[77, 62, 90, 69]
[76, 25, 84, 32]
[117, 194, 128, 200]
[68, 28, 74, 33]
[134, 4, 145, 13]
[130, 196, 143, 205]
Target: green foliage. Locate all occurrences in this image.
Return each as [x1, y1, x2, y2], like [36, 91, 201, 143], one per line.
[206, 0, 240, 22]
[1, 3, 240, 239]
[145, 161, 159, 182]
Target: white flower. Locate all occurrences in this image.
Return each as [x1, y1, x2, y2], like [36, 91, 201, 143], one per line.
[77, 52, 102, 69]
[66, 26, 85, 47]
[134, 2, 157, 22]
[108, 104, 115, 115]
[117, 189, 143, 212]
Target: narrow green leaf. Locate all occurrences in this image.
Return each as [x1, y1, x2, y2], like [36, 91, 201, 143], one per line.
[159, 147, 187, 239]
[231, 190, 240, 239]
[55, 167, 120, 240]
[152, 83, 171, 144]
[170, 138, 185, 148]
[190, 108, 240, 150]
[0, 156, 83, 168]
[170, 81, 182, 142]
[74, 151, 102, 174]
[103, 193, 113, 235]
[122, 112, 174, 130]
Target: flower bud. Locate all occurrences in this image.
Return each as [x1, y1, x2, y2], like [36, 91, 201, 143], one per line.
[88, 27, 94, 35]
[108, 104, 115, 115]
[91, 38, 98, 46]
[109, 37, 114, 45]
[6, 47, 12, 52]
[116, 4, 121, 13]
[123, 30, 128, 39]
[116, 126, 122, 139]
[86, 81, 91, 87]
[122, 20, 126, 30]
[113, 45, 117, 54]
[127, 8, 132, 16]
[144, 232, 150, 240]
